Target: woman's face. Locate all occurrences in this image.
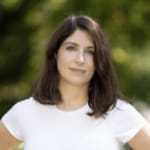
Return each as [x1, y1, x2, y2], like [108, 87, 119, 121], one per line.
[56, 29, 95, 87]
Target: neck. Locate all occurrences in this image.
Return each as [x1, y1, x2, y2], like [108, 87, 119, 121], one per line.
[58, 81, 89, 110]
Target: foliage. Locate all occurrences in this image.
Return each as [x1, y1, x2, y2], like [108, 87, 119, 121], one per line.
[0, 0, 150, 115]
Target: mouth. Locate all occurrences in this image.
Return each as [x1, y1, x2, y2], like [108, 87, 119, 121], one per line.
[69, 68, 86, 73]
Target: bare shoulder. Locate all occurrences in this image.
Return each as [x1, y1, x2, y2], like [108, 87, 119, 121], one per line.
[0, 120, 22, 150]
[128, 123, 150, 150]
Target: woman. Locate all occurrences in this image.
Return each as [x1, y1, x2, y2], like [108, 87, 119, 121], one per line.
[0, 15, 150, 150]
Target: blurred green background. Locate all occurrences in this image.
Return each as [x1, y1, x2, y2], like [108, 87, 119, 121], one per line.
[0, 0, 149, 149]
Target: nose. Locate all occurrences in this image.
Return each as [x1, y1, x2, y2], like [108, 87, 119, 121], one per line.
[75, 49, 85, 64]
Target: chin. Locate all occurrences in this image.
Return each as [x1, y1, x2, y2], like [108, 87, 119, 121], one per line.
[69, 81, 89, 87]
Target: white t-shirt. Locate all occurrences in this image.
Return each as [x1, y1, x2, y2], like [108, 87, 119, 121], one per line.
[1, 97, 146, 150]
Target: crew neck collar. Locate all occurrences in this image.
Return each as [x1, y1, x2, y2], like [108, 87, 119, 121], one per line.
[54, 103, 90, 114]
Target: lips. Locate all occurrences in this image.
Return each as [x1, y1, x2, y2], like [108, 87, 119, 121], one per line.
[69, 68, 86, 73]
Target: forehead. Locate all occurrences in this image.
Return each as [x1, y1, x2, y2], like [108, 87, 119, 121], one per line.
[63, 29, 94, 47]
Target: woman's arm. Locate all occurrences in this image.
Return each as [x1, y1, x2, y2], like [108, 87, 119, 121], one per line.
[0, 121, 22, 150]
[128, 123, 150, 150]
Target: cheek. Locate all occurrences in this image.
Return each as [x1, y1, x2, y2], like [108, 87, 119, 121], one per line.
[57, 50, 73, 64]
[91, 66, 95, 76]
[88, 60, 95, 73]
[56, 52, 71, 73]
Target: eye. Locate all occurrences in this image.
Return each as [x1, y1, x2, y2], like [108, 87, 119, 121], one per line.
[86, 49, 95, 55]
[66, 45, 76, 51]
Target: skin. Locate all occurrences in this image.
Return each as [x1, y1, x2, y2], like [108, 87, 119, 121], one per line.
[57, 29, 95, 88]
[56, 29, 95, 110]
[0, 121, 22, 150]
[128, 124, 150, 150]
[0, 29, 150, 150]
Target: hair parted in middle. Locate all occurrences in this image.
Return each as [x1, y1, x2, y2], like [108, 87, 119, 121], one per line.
[33, 14, 121, 117]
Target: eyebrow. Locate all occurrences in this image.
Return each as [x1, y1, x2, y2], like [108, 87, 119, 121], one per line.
[63, 41, 94, 49]
[63, 42, 78, 46]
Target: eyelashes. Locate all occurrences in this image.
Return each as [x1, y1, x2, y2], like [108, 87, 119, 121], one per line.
[66, 46, 76, 50]
[85, 50, 95, 55]
[65, 45, 95, 56]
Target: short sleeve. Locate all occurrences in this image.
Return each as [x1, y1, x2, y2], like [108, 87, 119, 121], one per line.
[106, 100, 147, 144]
[1, 100, 28, 141]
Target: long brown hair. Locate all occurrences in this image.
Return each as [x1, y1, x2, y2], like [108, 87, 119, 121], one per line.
[33, 15, 122, 117]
